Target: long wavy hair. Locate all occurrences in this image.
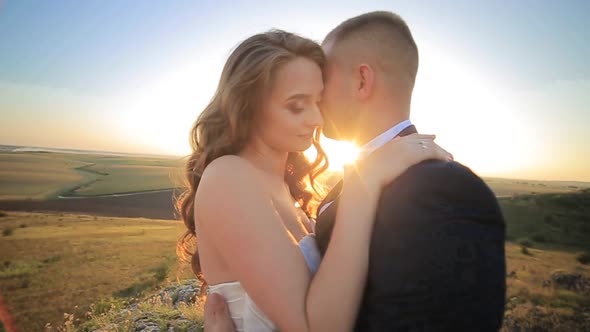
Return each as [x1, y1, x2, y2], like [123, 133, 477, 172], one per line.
[175, 30, 329, 296]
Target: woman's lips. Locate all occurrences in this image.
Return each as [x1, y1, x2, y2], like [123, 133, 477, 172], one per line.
[297, 133, 313, 139]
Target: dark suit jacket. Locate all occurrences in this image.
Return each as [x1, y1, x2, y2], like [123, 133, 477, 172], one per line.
[315, 125, 506, 331]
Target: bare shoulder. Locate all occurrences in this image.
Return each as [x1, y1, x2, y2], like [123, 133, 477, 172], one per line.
[199, 155, 261, 189]
[195, 155, 268, 215]
[202, 155, 254, 178]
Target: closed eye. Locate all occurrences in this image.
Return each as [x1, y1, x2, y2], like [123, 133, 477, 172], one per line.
[288, 106, 305, 114]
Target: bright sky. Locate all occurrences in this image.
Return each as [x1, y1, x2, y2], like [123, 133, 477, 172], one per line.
[0, 0, 589, 181]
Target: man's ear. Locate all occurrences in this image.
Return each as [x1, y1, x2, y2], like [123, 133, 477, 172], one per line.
[356, 64, 374, 101]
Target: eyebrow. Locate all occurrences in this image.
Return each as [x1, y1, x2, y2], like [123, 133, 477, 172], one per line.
[285, 91, 323, 102]
[286, 93, 311, 102]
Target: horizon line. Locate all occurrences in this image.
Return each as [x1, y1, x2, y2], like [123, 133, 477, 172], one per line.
[2, 143, 589, 184]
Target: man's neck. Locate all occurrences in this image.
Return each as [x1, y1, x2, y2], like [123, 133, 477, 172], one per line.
[355, 114, 410, 146]
[353, 99, 411, 145]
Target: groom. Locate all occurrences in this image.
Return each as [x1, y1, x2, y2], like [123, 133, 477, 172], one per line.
[205, 11, 506, 331]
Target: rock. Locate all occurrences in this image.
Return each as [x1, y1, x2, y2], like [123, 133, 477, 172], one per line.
[134, 318, 161, 332]
[147, 280, 198, 308]
[175, 284, 197, 306]
[88, 279, 204, 331]
[550, 271, 590, 294]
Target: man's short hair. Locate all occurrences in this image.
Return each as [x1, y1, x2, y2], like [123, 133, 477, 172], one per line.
[324, 11, 419, 89]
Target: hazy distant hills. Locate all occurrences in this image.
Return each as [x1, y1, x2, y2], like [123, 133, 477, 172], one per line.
[0, 144, 179, 159]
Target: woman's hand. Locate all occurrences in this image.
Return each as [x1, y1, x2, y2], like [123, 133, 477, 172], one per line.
[350, 133, 453, 191]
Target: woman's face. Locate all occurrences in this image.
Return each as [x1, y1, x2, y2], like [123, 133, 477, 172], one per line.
[255, 56, 324, 152]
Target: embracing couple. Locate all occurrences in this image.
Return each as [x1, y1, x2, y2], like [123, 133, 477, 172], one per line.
[177, 11, 506, 332]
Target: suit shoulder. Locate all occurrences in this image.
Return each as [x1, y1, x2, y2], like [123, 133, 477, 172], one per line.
[382, 160, 493, 199]
[378, 161, 505, 227]
[410, 159, 473, 175]
[411, 160, 483, 185]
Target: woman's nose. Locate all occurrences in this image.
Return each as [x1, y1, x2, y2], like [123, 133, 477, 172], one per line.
[307, 104, 324, 128]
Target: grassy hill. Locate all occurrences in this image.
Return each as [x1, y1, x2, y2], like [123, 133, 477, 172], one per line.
[500, 188, 590, 251]
[1, 190, 589, 331]
[499, 189, 590, 331]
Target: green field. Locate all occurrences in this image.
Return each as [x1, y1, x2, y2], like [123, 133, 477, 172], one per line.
[0, 153, 91, 199]
[0, 152, 185, 199]
[500, 189, 590, 250]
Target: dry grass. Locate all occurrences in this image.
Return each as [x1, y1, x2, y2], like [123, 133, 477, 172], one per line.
[502, 243, 590, 331]
[0, 211, 194, 332]
[1, 210, 589, 331]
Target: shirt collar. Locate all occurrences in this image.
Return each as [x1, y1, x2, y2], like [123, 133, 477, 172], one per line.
[357, 119, 413, 160]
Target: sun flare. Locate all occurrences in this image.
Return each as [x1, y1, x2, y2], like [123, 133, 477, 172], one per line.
[305, 135, 360, 171]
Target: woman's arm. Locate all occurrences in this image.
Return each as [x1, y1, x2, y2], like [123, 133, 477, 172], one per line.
[197, 156, 377, 332]
[197, 135, 451, 332]
[306, 169, 380, 331]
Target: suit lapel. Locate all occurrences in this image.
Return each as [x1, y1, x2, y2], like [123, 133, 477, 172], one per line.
[317, 179, 343, 216]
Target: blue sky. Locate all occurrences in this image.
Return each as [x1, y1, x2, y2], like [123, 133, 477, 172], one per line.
[1, 1, 588, 93]
[0, 0, 589, 181]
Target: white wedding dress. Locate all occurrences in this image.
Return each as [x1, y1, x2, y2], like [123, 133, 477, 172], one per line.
[207, 233, 322, 332]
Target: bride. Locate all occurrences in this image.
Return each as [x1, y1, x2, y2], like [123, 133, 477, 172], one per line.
[176, 30, 451, 332]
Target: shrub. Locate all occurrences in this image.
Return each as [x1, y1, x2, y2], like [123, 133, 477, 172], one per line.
[544, 215, 554, 224]
[0, 211, 7, 217]
[531, 234, 547, 243]
[42, 255, 61, 264]
[577, 253, 590, 265]
[519, 240, 534, 248]
[20, 278, 30, 288]
[153, 264, 169, 283]
[2, 227, 13, 236]
[521, 246, 532, 256]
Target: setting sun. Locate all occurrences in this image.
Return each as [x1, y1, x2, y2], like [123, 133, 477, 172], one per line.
[305, 136, 360, 171]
